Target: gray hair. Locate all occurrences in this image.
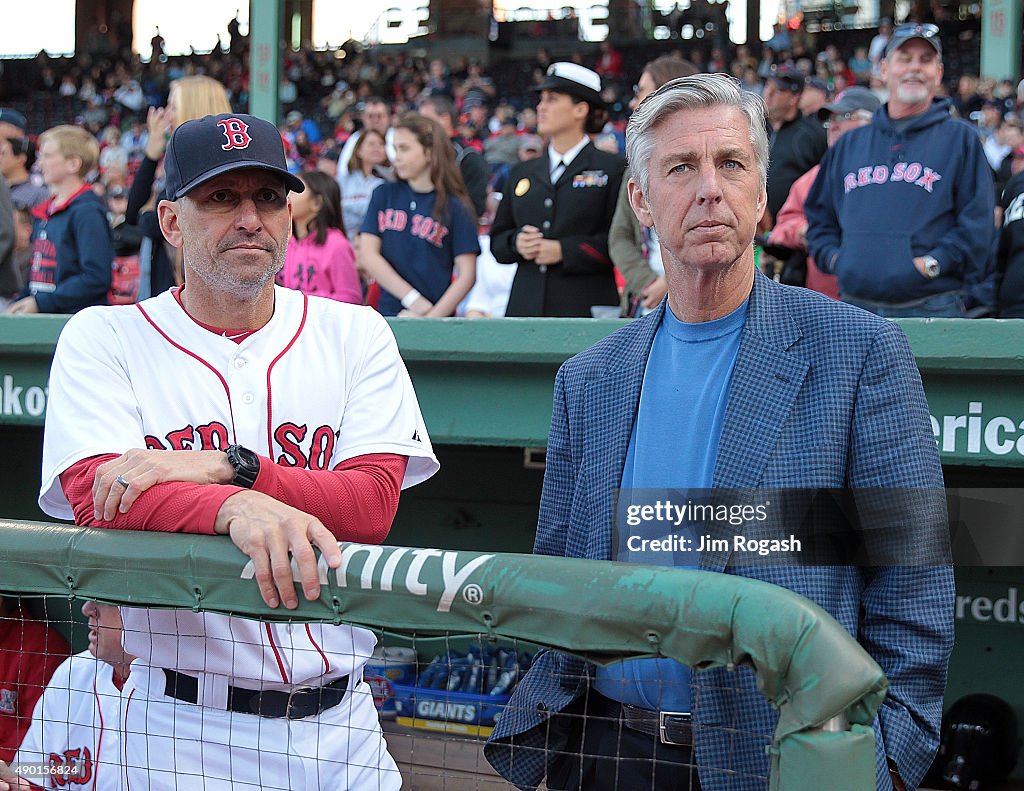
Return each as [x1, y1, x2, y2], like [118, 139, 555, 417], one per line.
[626, 73, 770, 195]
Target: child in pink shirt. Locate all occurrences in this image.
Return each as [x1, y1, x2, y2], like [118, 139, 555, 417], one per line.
[278, 171, 362, 303]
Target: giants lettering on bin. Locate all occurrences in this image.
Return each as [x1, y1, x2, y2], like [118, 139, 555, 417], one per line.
[416, 700, 477, 722]
[239, 544, 495, 613]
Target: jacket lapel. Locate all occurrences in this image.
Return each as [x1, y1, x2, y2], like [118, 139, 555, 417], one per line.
[706, 273, 809, 569]
[519, 153, 550, 188]
[534, 149, 554, 187]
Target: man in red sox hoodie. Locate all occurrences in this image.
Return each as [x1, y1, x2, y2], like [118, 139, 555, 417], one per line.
[805, 24, 995, 318]
[6, 125, 112, 315]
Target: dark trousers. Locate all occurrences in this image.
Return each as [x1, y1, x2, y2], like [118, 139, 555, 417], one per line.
[546, 692, 701, 791]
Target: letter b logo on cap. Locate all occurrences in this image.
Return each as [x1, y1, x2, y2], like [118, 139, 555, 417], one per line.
[217, 118, 251, 151]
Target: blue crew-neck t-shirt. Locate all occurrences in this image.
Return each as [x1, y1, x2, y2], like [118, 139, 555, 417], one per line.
[593, 298, 748, 712]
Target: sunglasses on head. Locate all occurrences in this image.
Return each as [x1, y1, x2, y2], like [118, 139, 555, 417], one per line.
[894, 22, 939, 37]
[824, 111, 873, 128]
[1, 137, 28, 156]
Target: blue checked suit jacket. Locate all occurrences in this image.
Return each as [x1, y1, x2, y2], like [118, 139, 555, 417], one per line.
[484, 272, 954, 791]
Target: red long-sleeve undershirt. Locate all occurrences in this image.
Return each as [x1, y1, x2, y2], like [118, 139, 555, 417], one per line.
[59, 452, 409, 545]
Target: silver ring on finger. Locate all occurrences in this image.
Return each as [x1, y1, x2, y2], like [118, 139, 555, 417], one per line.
[115, 474, 130, 489]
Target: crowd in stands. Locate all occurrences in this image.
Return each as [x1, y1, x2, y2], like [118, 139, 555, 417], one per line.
[0, 9, 1022, 318]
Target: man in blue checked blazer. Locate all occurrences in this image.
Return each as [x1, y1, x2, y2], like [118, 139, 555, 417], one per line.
[484, 74, 953, 791]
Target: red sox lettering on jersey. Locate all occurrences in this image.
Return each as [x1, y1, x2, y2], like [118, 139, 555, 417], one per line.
[145, 420, 338, 469]
[48, 747, 92, 787]
[377, 209, 450, 248]
[843, 161, 942, 194]
[217, 118, 251, 150]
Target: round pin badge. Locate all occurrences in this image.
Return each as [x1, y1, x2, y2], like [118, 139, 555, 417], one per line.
[514, 178, 530, 197]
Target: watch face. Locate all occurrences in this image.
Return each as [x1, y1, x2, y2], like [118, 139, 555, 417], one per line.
[237, 446, 259, 470]
[227, 445, 260, 488]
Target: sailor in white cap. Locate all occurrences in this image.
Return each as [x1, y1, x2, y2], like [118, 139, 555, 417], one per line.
[489, 63, 625, 317]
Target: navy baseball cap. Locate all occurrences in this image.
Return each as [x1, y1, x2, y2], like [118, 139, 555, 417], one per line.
[0, 108, 27, 132]
[769, 64, 805, 93]
[164, 113, 304, 201]
[884, 22, 942, 58]
[805, 76, 830, 93]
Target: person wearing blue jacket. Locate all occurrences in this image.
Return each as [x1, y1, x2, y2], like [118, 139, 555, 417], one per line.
[805, 23, 995, 317]
[7, 125, 112, 315]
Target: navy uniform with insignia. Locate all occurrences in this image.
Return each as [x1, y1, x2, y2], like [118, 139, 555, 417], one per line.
[490, 63, 625, 317]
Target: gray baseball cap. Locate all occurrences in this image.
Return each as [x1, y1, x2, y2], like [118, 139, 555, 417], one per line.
[817, 87, 882, 121]
[519, 134, 543, 153]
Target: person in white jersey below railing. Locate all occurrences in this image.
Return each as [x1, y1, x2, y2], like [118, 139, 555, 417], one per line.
[1, 601, 135, 791]
[36, 111, 439, 790]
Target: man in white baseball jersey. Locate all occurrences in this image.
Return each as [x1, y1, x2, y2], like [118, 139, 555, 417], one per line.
[36, 113, 439, 790]
[0, 602, 134, 791]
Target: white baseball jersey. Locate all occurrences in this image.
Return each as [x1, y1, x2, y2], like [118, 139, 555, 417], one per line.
[12, 652, 125, 791]
[40, 286, 439, 688]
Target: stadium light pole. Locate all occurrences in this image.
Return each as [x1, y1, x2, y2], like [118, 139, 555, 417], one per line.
[249, 0, 283, 125]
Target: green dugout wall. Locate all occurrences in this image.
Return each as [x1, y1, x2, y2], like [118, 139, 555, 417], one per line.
[3, 314, 1024, 776]
[4, 316, 1024, 468]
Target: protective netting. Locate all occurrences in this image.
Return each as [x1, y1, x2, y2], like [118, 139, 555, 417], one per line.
[0, 520, 886, 790]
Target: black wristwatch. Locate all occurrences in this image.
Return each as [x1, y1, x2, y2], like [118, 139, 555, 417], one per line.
[225, 445, 260, 489]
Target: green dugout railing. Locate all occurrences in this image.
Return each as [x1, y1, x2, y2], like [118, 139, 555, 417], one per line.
[0, 519, 886, 790]
[2, 315, 1024, 467]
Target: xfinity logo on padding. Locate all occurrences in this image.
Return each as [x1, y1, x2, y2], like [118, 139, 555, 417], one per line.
[241, 544, 494, 613]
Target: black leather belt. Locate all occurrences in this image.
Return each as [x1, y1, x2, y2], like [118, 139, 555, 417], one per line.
[162, 669, 349, 720]
[592, 693, 693, 746]
[621, 702, 693, 746]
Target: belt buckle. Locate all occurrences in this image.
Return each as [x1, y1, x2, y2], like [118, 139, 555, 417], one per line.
[659, 710, 690, 746]
[285, 686, 315, 719]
